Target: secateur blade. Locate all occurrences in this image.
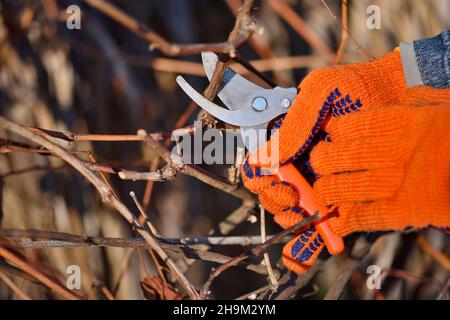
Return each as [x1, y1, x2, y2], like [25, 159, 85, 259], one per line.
[176, 52, 297, 154]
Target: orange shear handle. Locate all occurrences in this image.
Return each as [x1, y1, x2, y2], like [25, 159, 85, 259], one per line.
[272, 163, 344, 255]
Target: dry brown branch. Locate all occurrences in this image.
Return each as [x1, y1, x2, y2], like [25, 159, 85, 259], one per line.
[68, 36, 323, 76]
[141, 106, 197, 212]
[0, 246, 82, 300]
[324, 235, 375, 300]
[83, 0, 258, 57]
[27, 125, 196, 143]
[271, 261, 323, 300]
[334, 0, 349, 64]
[142, 100, 198, 211]
[417, 235, 450, 272]
[92, 278, 115, 300]
[130, 191, 169, 283]
[259, 205, 278, 289]
[0, 228, 278, 277]
[200, 213, 320, 299]
[0, 116, 200, 300]
[69, 40, 324, 75]
[116, 164, 179, 182]
[111, 248, 135, 295]
[174, 201, 256, 275]
[197, 0, 259, 126]
[0, 269, 32, 300]
[0, 228, 290, 247]
[136, 129, 254, 202]
[227, 0, 289, 86]
[88, 152, 119, 200]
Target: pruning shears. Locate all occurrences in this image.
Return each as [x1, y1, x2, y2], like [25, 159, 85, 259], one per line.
[176, 52, 344, 255]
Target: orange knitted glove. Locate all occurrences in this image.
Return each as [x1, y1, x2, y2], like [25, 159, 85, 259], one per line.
[243, 50, 407, 273]
[243, 51, 406, 228]
[283, 87, 450, 273]
[252, 50, 406, 167]
[245, 87, 450, 274]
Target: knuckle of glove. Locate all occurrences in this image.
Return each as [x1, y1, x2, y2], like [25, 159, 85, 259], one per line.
[273, 206, 307, 229]
[309, 141, 331, 176]
[312, 168, 403, 207]
[258, 181, 298, 214]
[312, 175, 342, 208]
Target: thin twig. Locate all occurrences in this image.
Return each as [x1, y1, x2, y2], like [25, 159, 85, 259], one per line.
[232, 53, 277, 88]
[271, 262, 323, 300]
[200, 213, 320, 299]
[0, 246, 82, 300]
[130, 191, 167, 282]
[0, 116, 200, 300]
[69, 39, 324, 75]
[27, 125, 196, 143]
[111, 248, 135, 295]
[83, 0, 258, 57]
[0, 228, 289, 247]
[0, 269, 32, 300]
[136, 129, 254, 202]
[0, 228, 280, 277]
[226, 0, 288, 86]
[175, 201, 256, 274]
[324, 235, 376, 300]
[259, 205, 278, 289]
[320, 0, 374, 60]
[130, 191, 159, 236]
[142, 101, 198, 211]
[417, 235, 450, 272]
[334, 0, 349, 64]
[87, 152, 119, 200]
[92, 278, 115, 300]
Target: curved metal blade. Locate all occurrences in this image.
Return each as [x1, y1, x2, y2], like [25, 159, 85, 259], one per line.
[176, 76, 297, 128]
[201, 51, 263, 111]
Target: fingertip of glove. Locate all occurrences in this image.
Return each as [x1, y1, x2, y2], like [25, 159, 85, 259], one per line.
[259, 183, 299, 213]
[281, 255, 310, 274]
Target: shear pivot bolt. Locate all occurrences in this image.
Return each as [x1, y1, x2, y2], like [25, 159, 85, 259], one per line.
[252, 97, 267, 112]
[281, 98, 291, 109]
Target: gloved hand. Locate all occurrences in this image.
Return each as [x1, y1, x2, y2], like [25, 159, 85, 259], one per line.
[282, 87, 450, 273]
[243, 50, 406, 227]
[243, 54, 450, 273]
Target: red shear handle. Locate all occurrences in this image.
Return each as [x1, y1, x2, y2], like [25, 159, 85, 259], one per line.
[272, 163, 344, 255]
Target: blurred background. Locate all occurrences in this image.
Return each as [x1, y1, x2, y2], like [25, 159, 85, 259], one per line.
[0, 0, 449, 300]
